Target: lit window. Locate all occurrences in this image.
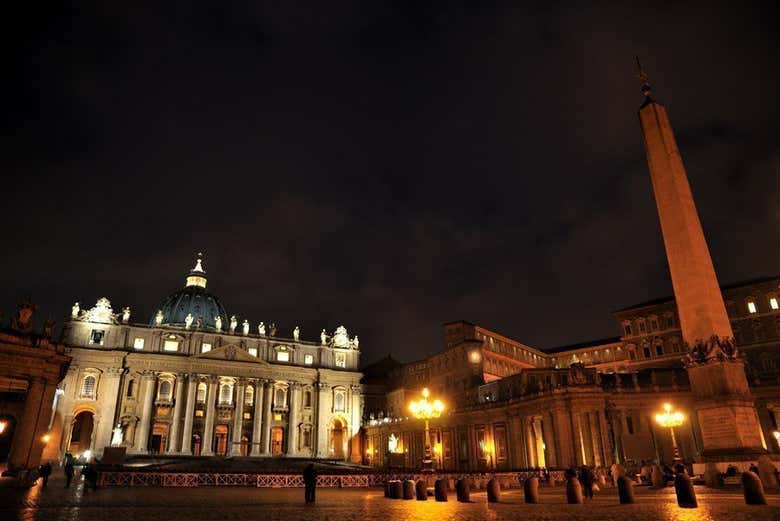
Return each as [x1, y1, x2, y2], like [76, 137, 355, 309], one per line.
[81, 375, 96, 398]
[274, 388, 287, 408]
[274, 413, 282, 421]
[304, 354, 314, 365]
[158, 380, 172, 401]
[335, 353, 346, 368]
[133, 338, 145, 350]
[334, 391, 345, 412]
[747, 301, 757, 314]
[89, 330, 105, 345]
[201, 343, 212, 353]
[195, 410, 204, 417]
[163, 339, 179, 351]
[770, 298, 779, 310]
[196, 382, 207, 403]
[219, 383, 233, 405]
[243, 412, 251, 420]
[276, 350, 290, 362]
[248, 347, 258, 357]
[244, 386, 254, 406]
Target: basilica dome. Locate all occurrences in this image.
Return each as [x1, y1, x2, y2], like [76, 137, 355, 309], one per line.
[150, 254, 228, 330]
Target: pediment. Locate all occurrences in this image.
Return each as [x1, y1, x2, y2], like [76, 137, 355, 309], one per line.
[194, 343, 266, 364]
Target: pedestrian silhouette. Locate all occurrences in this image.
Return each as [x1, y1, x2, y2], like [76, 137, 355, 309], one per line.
[303, 463, 317, 503]
[38, 462, 52, 487]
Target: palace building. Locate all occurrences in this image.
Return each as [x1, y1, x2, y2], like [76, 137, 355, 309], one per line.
[362, 276, 780, 471]
[46, 255, 364, 463]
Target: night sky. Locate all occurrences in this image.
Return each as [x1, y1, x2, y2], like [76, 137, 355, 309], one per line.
[3, 3, 779, 365]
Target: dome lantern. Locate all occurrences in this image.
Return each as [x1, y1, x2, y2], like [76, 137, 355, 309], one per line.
[186, 252, 208, 288]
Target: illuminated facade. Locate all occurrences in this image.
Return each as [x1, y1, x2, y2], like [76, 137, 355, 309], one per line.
[49, 256, 363, 462]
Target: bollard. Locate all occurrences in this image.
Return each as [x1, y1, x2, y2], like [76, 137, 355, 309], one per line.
[415, 479, 427, 501]
[651, 465, 666, 488]
[487, 478, 501, 503]
[674, 473, 698, 508]
[389, 480, 403, 499]
[523, 476, 539, 504]
[616, 476, 635, 504]
[403, 480, 415, 500]
[565, 476, 584, 504]
[434, 479, 448, 502]
[456, 478, 471, 502]
[742, 471, 767, 505]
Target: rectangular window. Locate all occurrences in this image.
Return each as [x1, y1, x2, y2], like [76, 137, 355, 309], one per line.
[770, 298, 779, 310]
[638, 321, 646, 333]
[248, 347, 258, 357]
[195, 410, 204, 417]
[276, 351, 289, 362]
[304, 354, 314, 365]
[163, 340, 179, 352]
[643, 347, 651, 358]
[89, 330, 105, 345]
[335, 353, 346, 368]
[201, 343, 212, 353]
[133, 338, 145, 350]
[243, 412, 251, 420]
[624, 325, 632, 336]
[747, 301, 757, 314]
[655, 345, 664, 356]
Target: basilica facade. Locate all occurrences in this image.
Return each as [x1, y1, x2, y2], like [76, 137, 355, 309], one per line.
[46, 256, 363, 463]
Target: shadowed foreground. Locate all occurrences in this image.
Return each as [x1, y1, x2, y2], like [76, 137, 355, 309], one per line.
[2, 475, 779, 521]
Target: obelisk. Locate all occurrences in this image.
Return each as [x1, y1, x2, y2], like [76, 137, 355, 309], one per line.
[637, 61, 765, 460]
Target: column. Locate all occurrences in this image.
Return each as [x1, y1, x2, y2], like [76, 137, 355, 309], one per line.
[8, 378, 56, 471]
[133, 372, 156, 453]
[286, 382, 299, 456]
[525, 417, 537, 467]
[572, 412, 588, 466]
[588, 411, 604, 467]
[93, 368, 123, 455]
[180, 375, 197, 454]
[262, 381, 273, 454]
[349, 385, 362, 463]
[201, 377, 218, 456]
[167, 373, 186, 454]
[598, 409, 614, 465]
[315, 382, 330, 457]
[250, 380, 264, 456]
[230, 379, 245, 456]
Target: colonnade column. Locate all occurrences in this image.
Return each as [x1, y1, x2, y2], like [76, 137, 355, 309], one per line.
[134, 371, 156, 453]
[200, 377, 218, 456]
[230, 379, 245, 456]
[286, 382, 299, 456]
[166, 373, 186, 454]
[93, 368, 123, 455]
[8, 378, 56, 471]
[315, 382, 330, 457]
[262, 381, 273, 454]
[180, 375, 197, 454]
[250, 379, 264, 456]
[525, 417, 537, 467]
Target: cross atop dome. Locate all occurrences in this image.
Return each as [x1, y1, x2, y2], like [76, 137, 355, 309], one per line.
[186, 252, 208, 288]
[636, 56, 654, 106]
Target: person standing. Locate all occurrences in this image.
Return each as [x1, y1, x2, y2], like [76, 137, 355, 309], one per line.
[580, 466, 595, 500]
[38, 462, 52, 487]
[303, 463, 317, 503]
[64, 460, 75, 488]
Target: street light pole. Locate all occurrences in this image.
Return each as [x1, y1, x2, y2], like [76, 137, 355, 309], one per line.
[409, 387, 444, 473]
[655, 402, 684, 463]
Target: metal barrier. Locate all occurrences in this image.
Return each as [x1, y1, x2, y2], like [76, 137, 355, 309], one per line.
[98, 470, 551, 488]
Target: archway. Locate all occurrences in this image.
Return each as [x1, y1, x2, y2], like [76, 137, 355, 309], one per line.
[331, 418, 346, 459]
[214, 425, 229, 456]
[271, 427, 284, 456]
[68, 410, 94, 457]
[0, 415, 17, 463]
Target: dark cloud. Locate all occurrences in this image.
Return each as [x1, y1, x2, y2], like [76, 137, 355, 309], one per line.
[2, 3, 778, 363]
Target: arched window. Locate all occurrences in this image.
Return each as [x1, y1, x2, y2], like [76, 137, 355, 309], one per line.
[274, 387, 287, 408]
[158, 380, 172, 401]
[303, 389, 312, 408]
[126, 379, 135, 397]
[244, 385, 254, 406]
[81, 375, 96, 398]
[219, 383, 233, 405]
[197, 382, 207, 403]
[334, 390, 345, 412]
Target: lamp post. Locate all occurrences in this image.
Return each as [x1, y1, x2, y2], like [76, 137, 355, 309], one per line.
[655, 402, 684, 462]
[409, 387, 444, 473]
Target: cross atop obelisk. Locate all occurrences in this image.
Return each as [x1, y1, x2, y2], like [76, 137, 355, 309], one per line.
[636, 61, 733, 346]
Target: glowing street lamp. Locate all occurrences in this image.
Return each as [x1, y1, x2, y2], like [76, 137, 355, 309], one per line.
[655, 402, 685, 462]
[0, 420, 7, 435]
[409, 387, 445, 472]
[772, 430, 780, 448]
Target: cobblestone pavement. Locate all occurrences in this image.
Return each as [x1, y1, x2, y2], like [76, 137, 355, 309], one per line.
[2, 475, 779, 521]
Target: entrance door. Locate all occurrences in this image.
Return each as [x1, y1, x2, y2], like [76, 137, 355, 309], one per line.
[192, 434, 201, 456]
[271, 427, 284, 456]
[215, 425, 229, 456]
[68, 411, 94, 456]
[331, 419, 345, 459]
